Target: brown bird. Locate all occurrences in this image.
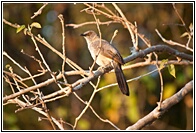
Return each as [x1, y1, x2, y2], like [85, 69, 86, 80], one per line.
[81, 30, 129, 96]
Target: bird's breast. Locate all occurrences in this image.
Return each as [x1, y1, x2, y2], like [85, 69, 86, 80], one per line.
[88, 45, 112, 66]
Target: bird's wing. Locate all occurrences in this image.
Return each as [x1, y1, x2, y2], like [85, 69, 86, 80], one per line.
[99, 40, 125, 65]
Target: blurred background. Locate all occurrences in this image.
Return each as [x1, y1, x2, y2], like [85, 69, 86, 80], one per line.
[3, 3, 193, 130]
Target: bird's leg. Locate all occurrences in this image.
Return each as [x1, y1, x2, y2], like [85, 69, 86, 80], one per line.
[88, 66, 95, 77]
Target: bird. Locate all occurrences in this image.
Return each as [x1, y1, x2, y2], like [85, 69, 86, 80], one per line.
[81, 30, 129, 96]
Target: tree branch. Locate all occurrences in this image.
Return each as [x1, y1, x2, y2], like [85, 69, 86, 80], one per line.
[66, 20, 118, 28]
[3, 44, 192, 102]
[8, 98, 64, 130]
[3, 73, 63, 102]
[31, 3, 48, 19]
[40, 44, 192, 101]
[126, 80, 193, 130]
[125, 45, 193, 63]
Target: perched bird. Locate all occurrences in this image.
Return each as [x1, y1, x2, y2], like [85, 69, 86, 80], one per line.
[81, 30, 129, 96]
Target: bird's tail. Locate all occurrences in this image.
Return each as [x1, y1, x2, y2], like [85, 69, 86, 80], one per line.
[114, 63, 129, 96]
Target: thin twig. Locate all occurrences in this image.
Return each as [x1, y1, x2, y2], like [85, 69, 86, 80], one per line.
[21, 49, 46, 72]
[97, 67, 160, 92]
[134, 21, 139, 50]
[73, 92, 120, 130]
[153, 53, 164, 110]
[3, 51, 28, 73]
[8, 98, 64, 130]
[40, 96, 57, 130]
[110, 30, 118, 44]
[66, 20, 118, 28]
[31, 3, 48, 19]
[155, 29, 193, 52]
[3, 18, 87, 76]
[3, 73, 63, 102]
[31, 35, 65, 93]
[112, 3, 137, 48]
[73, 75, 101, 129]
[58, 14, 67, 84]
[89, 7, 102, 73]
[172, 3, 190, 35]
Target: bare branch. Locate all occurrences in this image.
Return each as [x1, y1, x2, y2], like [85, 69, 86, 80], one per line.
[3, 19, 86, 75]
[172, 3, 190, 35]
[73, 92, 120, 130]
[31, 3, 48, 19]
[126, 80, 193, 130]
[3, 73, 63, 102]
[66, 20, 118, 28]
[58, 14, 67, 84]
[155, 29, 193, 52]
[153, 53, 164, 110]
[8, 98, 64, 130]
[73, 76, 100, 129]
[112, 3, 137, 48]
[3, 44, 192, 103]
[39, 44, 192, 101]
[125, 45, 193, 62]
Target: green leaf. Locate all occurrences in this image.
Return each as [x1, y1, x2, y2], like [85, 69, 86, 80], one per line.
[30, 22, 41, 29]
[168, 64, 176, 78]
[160, 59, 168, 69]
[16, 25, 26, 33]
[5, 64, 11, 69]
